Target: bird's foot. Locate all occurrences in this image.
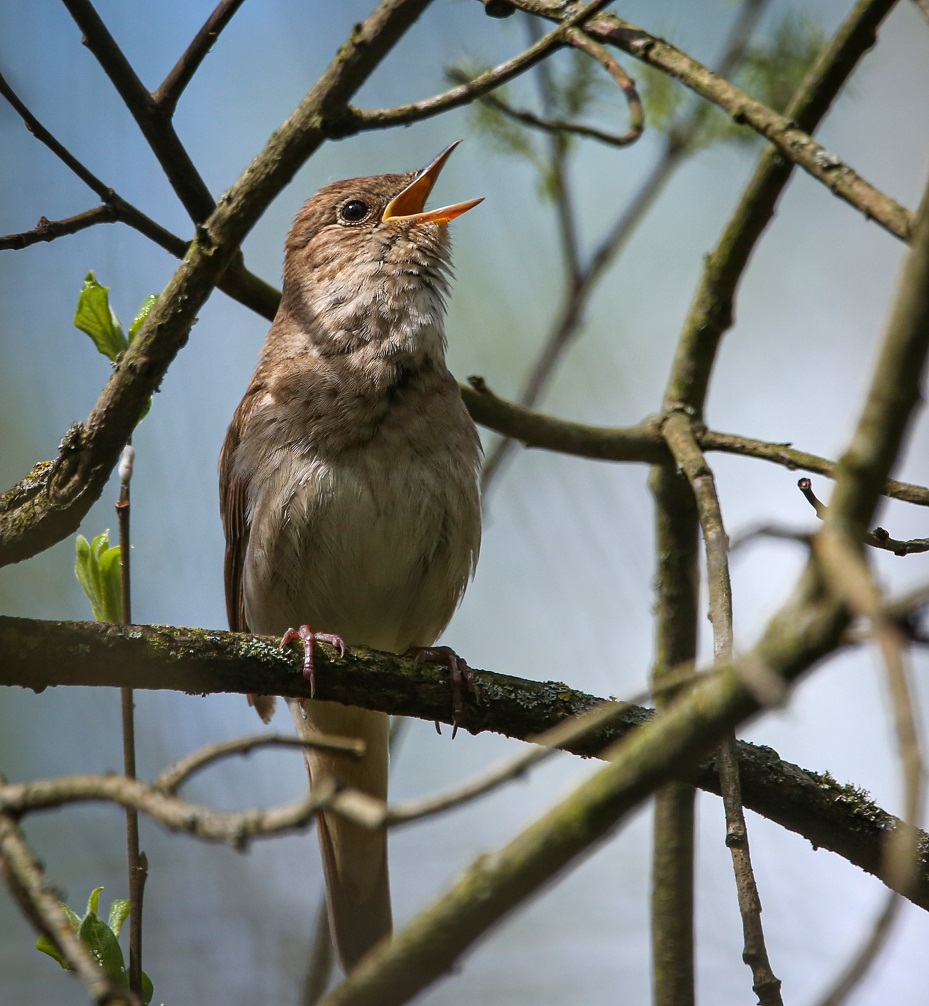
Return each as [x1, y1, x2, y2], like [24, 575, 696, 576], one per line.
[281, 625, 347, 707]
[407, 645, 479, 739]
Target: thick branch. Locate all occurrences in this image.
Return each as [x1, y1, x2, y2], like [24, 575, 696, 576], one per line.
[2, 615, 929, 910]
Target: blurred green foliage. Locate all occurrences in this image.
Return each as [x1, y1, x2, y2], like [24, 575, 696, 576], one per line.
[75, 530, 122, 623]
[35, 887, 154, 1004]
[459, 13, 826, 185]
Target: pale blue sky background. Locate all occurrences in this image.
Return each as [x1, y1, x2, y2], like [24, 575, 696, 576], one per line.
[2, 2, 929, 1003]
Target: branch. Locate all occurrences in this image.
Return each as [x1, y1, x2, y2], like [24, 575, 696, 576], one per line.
[449, 72, 637, 148]
[152, 0, 247, 115]
[480, 0, 773, 491]
[61, 0, 216, 222]
[0, 772, 343, 848]
[799, 478, 929, 555]
[663, 414, 783, 1004]
[0, 205, 116, 250]
[649, 461, 700, 1005]
[0, 0, 433, 568]
[154, 733, 366, 794]
[341, 0, 615, 133]
[3, 615, 929, 910]
[461, 381, 929, 507]
[513, 0, 911, 242]
[0, 69, 280, 319]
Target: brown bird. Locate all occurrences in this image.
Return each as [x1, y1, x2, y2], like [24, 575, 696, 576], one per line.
[219, 143, 483, 972]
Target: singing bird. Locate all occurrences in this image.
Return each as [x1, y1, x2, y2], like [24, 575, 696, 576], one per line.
[219, 143, 483, 971]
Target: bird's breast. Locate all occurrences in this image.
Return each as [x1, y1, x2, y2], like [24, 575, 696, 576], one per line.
[241, 379, 480, 654]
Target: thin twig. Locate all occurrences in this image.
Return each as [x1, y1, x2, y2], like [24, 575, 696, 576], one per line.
[564, 27, 643, 143]
[61, 0, 216, 222]
[458, 83, 639, 147]
[0, 773, 346, 846]
[0, 205, 117, 250]
[0, 70, 280, 319]
[798, 477, 929, 555]
[663, 414, 783, 1005]
[115, 444, 145, 999]
[152, 0, 248, 115]
[155, 733, 366, 794]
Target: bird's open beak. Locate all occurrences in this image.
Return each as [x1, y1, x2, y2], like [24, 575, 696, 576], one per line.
[382, 141, 483, 225]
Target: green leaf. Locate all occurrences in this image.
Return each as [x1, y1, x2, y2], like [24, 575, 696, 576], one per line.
[75, 531, 123, 622]
[74, 272, 128, 361]
[35, 935, 71, 970]
[78, 912, 128, 984]
[140, 969, 155, 1004]
[128, 294, 158, 342]
[108, 899, 131, 937]
[86, 887, 103, 918]
[61, 902, 82, 931]
[97, 546, 123, 623]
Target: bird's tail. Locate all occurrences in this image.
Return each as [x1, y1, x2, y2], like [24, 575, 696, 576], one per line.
[292, 699, 392, 972]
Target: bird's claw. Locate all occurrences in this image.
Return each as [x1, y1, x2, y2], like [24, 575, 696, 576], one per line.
[281, 625, 347, 703]
[407, 645, 479, 739]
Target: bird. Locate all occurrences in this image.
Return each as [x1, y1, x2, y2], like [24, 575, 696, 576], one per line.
[219, 142, 483, 972]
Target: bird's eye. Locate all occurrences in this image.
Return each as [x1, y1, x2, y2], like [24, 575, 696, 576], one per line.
[339, 200, 370, 223]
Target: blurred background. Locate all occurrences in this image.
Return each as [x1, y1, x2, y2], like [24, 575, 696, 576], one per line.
[1, 1, 928, 1002]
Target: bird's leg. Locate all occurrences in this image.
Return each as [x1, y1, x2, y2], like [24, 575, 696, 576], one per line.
[407, 645, 479, 739]
[282, 625, 347, 704]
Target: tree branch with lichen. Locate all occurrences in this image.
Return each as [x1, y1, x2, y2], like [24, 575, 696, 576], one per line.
[2, 613, 929, 910]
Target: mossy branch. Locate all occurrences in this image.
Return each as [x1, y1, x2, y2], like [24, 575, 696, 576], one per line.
[2, 614, 928, 911]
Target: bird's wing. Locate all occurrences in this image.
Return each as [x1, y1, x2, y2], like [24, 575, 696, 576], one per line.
[220, 384, 277, 722]
[219, 387, 257, 634]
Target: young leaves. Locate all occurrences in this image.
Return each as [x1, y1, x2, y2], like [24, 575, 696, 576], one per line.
[35, 888, 154, 1004]
[75, 530, 123, 623]
[73, 272, 158, 363]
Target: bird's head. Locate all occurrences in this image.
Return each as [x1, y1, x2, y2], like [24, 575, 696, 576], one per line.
[282, 142, 482, 323]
